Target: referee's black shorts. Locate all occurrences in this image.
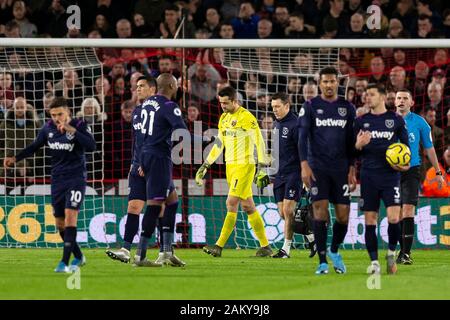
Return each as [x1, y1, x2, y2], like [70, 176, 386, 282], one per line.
[400, 166, 421, 206]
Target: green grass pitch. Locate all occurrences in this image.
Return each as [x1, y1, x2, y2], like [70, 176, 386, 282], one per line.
[1, 248, 449, 300]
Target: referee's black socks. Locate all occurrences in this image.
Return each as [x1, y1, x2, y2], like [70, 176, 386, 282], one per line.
[402, 217, 415, 255]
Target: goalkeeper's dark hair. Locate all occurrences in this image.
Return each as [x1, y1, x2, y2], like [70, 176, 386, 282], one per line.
[271, 92, 289, 104]
[49, 97, 69, 109]
[137, 75, 157, 90]
[319, 66, 339, 79]
[218, 86, 237, 101]
[366, 83, 386, 95]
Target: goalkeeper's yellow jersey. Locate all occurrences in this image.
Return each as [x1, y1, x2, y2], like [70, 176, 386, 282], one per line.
[206, 106, 268, 165]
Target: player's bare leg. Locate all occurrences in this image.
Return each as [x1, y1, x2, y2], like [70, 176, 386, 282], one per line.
[397, 204, 414, 265]
[106, 199, 144, 263]
[327, 204, 349, 274]
[312, 200, 329, 274]
[272, 200, 296, 258]
[364, 211, 381, 274]
[386, 206, 401, 274]
[242, 197, 272, 257]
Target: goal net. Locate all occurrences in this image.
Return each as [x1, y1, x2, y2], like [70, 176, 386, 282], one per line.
[0, 40, 448, 252]
[0, 47, 106, 248]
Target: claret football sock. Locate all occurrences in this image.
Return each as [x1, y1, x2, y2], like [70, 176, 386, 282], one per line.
[216, 212, 237, 247]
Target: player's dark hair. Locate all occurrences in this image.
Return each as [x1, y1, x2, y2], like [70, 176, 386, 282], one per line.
[366, 83, 386, 95]
[319, 66, 339, 79]
[271, 92, 289, 104]
[218, 86, 237, 101]
[49, 97, 68, 109]
[137, 75, 157, 89]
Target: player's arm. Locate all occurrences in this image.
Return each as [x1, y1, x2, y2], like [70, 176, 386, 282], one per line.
[298, 102, 315, 189]
[4, 126, 47, 168]
[246, 114, 270, 188]
[195, 122, 224, 186]
[346, 104, 357, 191]
[420, 118, 445, 186]
[391, 117, 410, 172]
[70, 121, 97, 152]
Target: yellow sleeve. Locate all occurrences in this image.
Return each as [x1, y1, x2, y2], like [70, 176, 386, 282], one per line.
[245, 112, 269, 165]
[205, 116, 225, 164]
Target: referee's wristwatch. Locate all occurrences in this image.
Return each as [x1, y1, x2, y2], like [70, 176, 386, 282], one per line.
[436, 170, 443, 176]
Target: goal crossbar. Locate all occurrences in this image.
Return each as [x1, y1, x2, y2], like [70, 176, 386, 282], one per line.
[2, 38, 450, 48]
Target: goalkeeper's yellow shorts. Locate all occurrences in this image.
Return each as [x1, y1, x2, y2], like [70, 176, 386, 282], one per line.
[226, 164, 256, 200]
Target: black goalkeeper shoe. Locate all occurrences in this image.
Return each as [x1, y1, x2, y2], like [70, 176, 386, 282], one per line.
[271, 248, 290, 258]
[396, 251, 404, 264]
[203, 244, 222, 257]
[308, 241, 317, 258]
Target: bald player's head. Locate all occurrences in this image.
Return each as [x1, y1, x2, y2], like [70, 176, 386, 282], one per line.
[157, 73, 178, 99]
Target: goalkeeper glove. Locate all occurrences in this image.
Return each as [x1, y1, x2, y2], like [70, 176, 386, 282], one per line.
[254, 167, 270, 189]
[195, 162, 210, 186]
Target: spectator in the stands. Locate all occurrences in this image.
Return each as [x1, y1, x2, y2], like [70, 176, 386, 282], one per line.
[52, 69, 84, 113]
[132, 13, 155, 38]
[4, 20, 20, 38]
[218, 21, 234, 38]
[116, 18, 132, 38]
[412, 60, 430, 101]
[425, 82, 449, 128]
[387, 18, 410, 39]
[257, 18, 273, 39]
[204, 7, 221, 38]
[285, 12, 314, 38]
[231, 1, 259, 39]
[416, 14, 442, 38]
[11, 0, 36, 37]
[323, 0, 349, 38]
[110, 99, 134, 179]
[417, 0, 443, 31]
[343, 12, 367, 38]
[388, 66, 409, 92]
[158, 4, 196, 39]
[368, 56, 388, 85]
[92, 13, 114, 38]
[443, 9, 450, 38]
[0, 72, 15, 112]
[392, 0, 418, 37]
[302, 82, 318, 102]
[423, 107, 444, 160]
[271, 3, 290, 38]
[188, 57, 222, 103]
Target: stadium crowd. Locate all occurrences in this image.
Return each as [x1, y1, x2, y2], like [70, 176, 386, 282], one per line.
[0, 0, 449, 195]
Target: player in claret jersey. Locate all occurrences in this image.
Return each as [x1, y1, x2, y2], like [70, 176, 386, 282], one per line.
[133, 73, 188, 267]
[298, 67, 357, 275]
[3, 97, 96, 273]
[354, 84, 410, 275]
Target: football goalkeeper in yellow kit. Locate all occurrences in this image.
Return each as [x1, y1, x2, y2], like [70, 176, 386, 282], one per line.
[195, 86, 272, 257]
